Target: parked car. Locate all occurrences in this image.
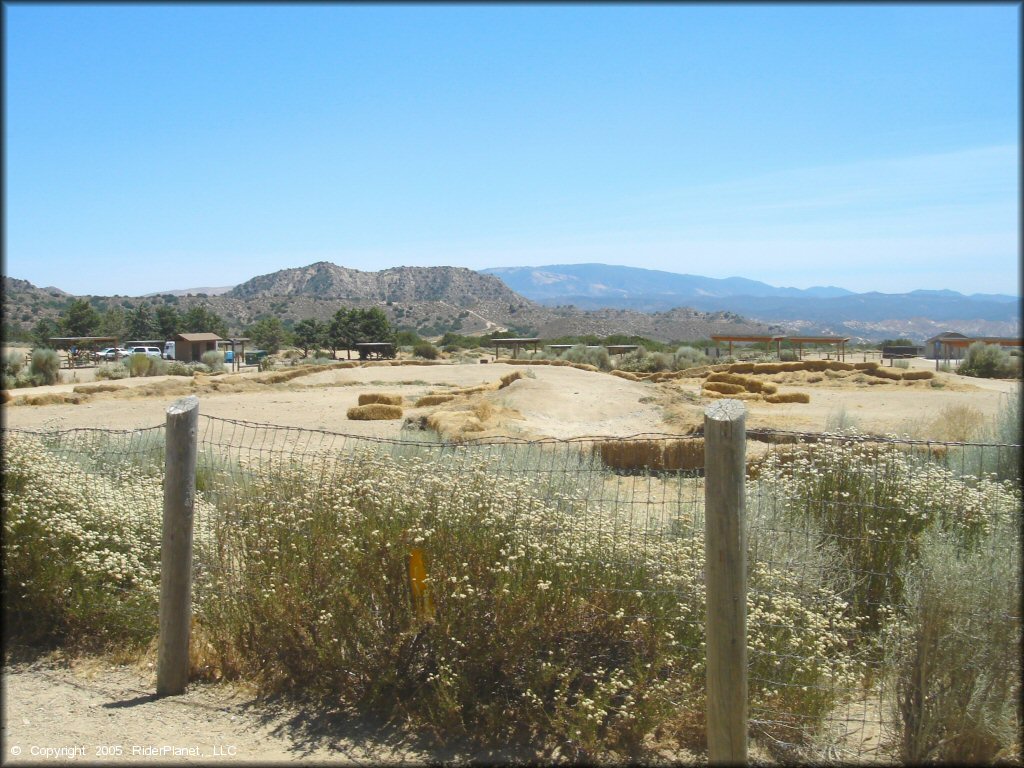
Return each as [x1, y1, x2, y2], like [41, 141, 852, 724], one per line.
[95, 347, 130, 361]
[129, 346, 163, 358]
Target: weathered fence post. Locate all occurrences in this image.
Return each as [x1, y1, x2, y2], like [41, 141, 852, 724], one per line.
[157, 396, 199, 696]
[704, 399, 748, 764]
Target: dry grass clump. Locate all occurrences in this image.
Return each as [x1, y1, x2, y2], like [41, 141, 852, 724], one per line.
[346, 404, 403, 420]
[72, 383, 126, 394]
[499, 370, 525, 388]
[415, 394, 456, 407]
[595, 438, 705, 472]
[765, 392, 811, 404]
[358, 392, 403, 406]
[610, 369, 641, 381]
[16, 392, 88, 406]
[928, 404, 985, 443]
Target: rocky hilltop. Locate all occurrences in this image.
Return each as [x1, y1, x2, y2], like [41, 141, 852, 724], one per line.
[228, 262, 522, 306]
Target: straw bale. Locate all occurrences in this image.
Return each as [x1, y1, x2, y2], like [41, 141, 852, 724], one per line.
[803, 360, 830, 372]
[759, 382, 778, 395]
[595, 438, 705, 472]
[347, 404, 403, 420]
[703, 381, 745, 395]
[358, 392, 403, 406]
[17, 393, 88, 406]
[826, 361, 855, 371]
[414, 394, 456, 407]
[854, 361, 879, 370]
[764, 392, 810, 404]
[780, 362, 806, 372]
[900, 369, 934, 381]
[610, 370, 640, 381]
[362, 361, 391, 367]
[727, 363, 755, 374]
[752, 363, 785, 374]
[864, 367, 902, 381]
[569, 363, 599, 372]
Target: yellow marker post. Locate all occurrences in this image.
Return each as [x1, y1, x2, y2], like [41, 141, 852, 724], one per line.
[408, 548, 434, 619]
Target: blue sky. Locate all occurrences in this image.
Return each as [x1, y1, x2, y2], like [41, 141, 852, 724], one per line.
[4, 3, 1019, 297]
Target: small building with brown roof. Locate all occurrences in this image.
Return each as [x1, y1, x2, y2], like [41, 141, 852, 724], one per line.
[172, 332, 222, 362]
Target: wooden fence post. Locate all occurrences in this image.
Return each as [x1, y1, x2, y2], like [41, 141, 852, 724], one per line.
[704, 398, 748, 764]
[157, 396, 199, 696]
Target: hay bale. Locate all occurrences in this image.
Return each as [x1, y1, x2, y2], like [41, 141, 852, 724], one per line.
[346, 404, 403, 420]
[780, 362, 806, 372]
[854, 361, 879, 371]
[610, 370, 640, 381]
[19, 393, 87, 406]
[759, 382, 778, 395]
[803, 360, 830, 372]
[358, 392, 403, 406]
[707, 372, 749, 385]
[569, 363, 599, 372]
[752, 363, 785, 374]
[703, 381, 745, 395]
[764, 392, 810, 404]
[414, 394, 455, 407]
[727, 363, 755, 374]
[595, 438, 705, 472]
[864, 367, 902, 381]
[901, 369, 934, 380]
[826, 361, 855, 371]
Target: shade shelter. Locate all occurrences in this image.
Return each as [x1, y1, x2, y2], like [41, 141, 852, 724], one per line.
[172, 333, 222, 362]
[354, 342, 396, 360]
[786, 336, 850, 362]
[933, 336, 1023, 369]
[605, 344, 640, 355]
[493, 337, 540, 359]
[47, 336, 120, 367]
[710, 334, 786, 359]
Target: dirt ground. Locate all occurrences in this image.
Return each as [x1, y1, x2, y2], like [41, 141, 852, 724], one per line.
[1, 351, 1017, 763]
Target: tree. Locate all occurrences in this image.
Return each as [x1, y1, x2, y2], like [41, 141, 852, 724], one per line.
[182, 305, 228, 338]
[329, 308, 358, 359]
[60, 299, 100, 337]
[354, 307, 393, 344]
[99, 307, 128, 340]
[293, 318, 327, 357]
[126, 302, 157, 341]
[155, 305, 181, 339]
[31, 318, 61, 348]
[245, 317, 289, 354]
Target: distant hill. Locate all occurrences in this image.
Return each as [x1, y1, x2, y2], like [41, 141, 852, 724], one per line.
[482, 264, 1020, 340]
[143, 286, 235, 297]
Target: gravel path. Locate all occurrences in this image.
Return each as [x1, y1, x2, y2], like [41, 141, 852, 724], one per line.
[2, 657, 438, 765]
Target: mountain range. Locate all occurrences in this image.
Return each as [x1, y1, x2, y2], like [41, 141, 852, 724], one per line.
[4, 262, 1018, 343]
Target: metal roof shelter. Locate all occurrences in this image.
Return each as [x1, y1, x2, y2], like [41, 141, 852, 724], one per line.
[710, 334, 787, 359]
[355, 342, 396, 360]
[605, 344, 640, 355]
[786, 336, 851, 362]
[493, 337, 540, 359]
[932, 336, 1023, 367]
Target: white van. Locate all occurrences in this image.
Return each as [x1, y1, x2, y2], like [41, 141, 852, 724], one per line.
[131, 346, 163, 358]
[163, 341, 175, 360]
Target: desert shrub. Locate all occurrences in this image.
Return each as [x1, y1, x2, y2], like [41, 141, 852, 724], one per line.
[258, 357, 276, 372]
[190, 363, 212, 374]
[958, 342, 1019, 379]
[778, 349, 798, 362]
[163, 361, 193, 377]
[2, 375, 15, 391]
[560, 345, 611, 371]
[201, 351, 226, 372]
[413, 341, 440, 360]
[825, 406, 860, 433]
[884, 529, 1021, 764]
[28, 348, 61, 386]
[673, 346, 709, 370]
[3, 350, 25, 379]
[94, 364, 130, 381]
[127, 353, 156, 377]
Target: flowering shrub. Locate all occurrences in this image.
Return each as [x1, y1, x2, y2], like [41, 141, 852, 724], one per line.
[750, 434, 1021, 630]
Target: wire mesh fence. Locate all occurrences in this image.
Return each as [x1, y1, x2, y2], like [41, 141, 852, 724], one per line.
[3, 413, 1020, 763]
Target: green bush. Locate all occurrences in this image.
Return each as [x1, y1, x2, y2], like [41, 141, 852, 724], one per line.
[885, 530, 1021, 763]
[28, 348, 61, 386]
[560, 344, 611, 370]
[673, 346, 709, 370]
[958, 342, 1019, 379]
[94, 364, 129, 381]
[201, 351, 225, 372]
[413, 341, 440, 360]
[3, 350, 25, 379]
[164, 361, 193, 377]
